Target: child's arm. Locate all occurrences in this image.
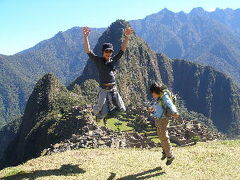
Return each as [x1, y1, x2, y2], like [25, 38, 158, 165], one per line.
[162, 94, 179, 118]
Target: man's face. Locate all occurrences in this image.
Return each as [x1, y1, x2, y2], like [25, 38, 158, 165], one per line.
[103, 50, 113, 60]
[152, 92, 160, 99]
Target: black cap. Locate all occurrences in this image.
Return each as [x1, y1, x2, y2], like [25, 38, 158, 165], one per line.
[102, 43, 114, 52]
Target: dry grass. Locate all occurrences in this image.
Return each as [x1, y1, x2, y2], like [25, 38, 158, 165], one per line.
[0, 140, 240, 180]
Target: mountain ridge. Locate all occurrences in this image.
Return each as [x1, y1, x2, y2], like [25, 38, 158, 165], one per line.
[130, 7, 240, 85]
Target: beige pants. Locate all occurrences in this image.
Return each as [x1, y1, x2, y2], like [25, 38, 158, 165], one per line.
[155, 118, 173, 157]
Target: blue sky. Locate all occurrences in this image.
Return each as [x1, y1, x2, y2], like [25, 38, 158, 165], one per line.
[0, 0, 239, 55]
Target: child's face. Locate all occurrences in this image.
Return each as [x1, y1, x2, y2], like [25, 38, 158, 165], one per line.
[152, 92, 160, 99]
[103, 50, 113, 61]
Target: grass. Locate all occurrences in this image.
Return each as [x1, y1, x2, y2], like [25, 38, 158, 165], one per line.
[1, 140, 240, 180]
[97, 114, 160, 143]
[1, 168, 26, 178]
[104, 118, 133, 132]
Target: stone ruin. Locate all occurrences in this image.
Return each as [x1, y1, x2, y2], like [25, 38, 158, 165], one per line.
[42, 105, 223, 155]
[126, 107, 223, 146]
[41, 106, 158, 155]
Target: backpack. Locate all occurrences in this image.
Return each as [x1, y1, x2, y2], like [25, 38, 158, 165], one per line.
[159, 89, 177, 117]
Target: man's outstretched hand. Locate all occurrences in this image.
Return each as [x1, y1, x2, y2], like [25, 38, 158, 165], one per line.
[83, 27, 91, 53]
[83, 27, 91, 37]
[124, 27, 133, 37]
[121, 27, 133, 51]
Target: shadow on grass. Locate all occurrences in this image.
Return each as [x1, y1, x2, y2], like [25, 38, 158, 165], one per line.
[107, 167, 165, 180]
[1, 164, 85, 180]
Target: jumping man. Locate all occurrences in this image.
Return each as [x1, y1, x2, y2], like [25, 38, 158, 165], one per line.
[83, 26, 133, 121]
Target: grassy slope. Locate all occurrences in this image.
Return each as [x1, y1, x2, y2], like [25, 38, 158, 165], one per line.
[1, 140, 240, 180]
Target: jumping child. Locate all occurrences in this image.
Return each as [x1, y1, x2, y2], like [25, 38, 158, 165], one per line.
[149, 82, 180, 165]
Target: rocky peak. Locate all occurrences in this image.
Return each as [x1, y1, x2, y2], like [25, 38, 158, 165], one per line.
[190, 7, 206, 15]
[23, 73, 65, 117]
[16, 73, 66, 148]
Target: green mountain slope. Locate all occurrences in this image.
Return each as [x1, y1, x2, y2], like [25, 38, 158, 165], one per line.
[158, 54, 240, 134]
[0, 73, 86, 168]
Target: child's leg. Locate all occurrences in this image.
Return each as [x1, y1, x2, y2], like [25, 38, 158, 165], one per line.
[156, 118, 173, 157]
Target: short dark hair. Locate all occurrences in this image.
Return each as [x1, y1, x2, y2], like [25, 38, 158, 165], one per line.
[150, 82, 167, 94]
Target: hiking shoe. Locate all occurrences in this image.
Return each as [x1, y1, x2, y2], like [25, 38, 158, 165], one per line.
[166, 156, 175, 166]
[161, 152, 167, 160]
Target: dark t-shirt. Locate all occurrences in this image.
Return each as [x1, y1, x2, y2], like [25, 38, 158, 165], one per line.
[87, 50, 124, 84]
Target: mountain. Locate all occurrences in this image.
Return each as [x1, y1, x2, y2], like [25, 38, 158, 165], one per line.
[158, 54, 240, 134]
[0, 55, 31, 127]
[130, 8, 240, 85]
[71, 20, 240, 135]
[210, 8, 240, 35]
[1, 7, 240, 129]
[0, 27, 103, 126]
[1, 73, 87, 168]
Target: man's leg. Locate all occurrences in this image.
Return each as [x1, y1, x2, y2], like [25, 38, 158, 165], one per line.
[106, 92, 126, 119]
[97, 99, 109, 120]
[93, 88, 107, 116]
[111, 88, 126, 113]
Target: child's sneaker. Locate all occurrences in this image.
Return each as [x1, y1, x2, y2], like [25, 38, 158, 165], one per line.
[166, 156, 175, 166]
[161, 152, 167, 160]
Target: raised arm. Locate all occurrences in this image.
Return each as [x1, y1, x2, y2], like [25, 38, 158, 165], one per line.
[83, 27, 99, 61]
[83, 27, 91, 53]
[113, 27, 133, 61]
[121, 27, 133, 51]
